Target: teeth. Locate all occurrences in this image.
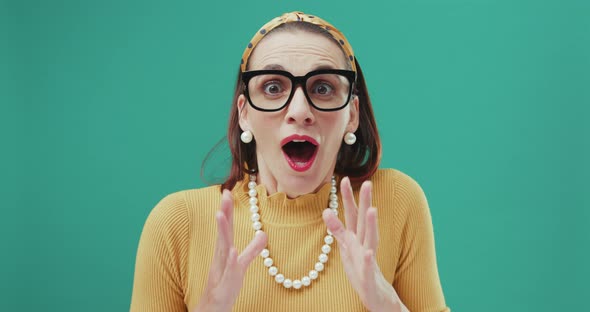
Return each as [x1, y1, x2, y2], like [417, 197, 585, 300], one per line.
[292, 140, 306, 143]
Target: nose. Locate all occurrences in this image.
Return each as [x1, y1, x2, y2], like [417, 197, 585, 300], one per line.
[285, 86, 315, 126]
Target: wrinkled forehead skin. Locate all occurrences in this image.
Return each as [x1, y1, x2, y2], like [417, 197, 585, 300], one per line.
[247, 31, 349, 77]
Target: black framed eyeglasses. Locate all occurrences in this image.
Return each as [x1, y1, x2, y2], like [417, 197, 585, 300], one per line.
[242, 69, 356, 112]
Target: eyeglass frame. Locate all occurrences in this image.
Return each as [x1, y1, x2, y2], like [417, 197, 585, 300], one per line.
[241, 69, 357, 112]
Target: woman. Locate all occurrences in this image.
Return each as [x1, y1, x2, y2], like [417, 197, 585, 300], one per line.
[131, 11, 450, 312]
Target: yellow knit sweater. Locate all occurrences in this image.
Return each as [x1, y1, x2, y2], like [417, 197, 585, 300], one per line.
[130, 168, 450, 311]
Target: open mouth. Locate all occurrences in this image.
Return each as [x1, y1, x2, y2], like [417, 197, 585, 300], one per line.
[281, 135, 319, 172]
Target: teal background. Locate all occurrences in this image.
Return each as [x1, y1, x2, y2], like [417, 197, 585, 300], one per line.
[2, 0, 588, 311]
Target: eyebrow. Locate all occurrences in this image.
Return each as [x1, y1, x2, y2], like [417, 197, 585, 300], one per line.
[261, 64, 338, 71]
[262, 64, 285, 70]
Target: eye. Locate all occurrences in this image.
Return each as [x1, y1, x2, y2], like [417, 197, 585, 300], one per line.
[263, 81, 284, 95]
[311, 82, 334, 96]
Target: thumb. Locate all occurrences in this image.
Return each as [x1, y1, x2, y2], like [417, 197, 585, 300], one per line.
[238, 232, 268, 269]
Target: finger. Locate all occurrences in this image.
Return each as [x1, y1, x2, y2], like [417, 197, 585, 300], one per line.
[205, 247, 240, 311]
[217, 210, 233, 252]
[323, 209, 350, 251]
[220, 189, 234, 245]
[362, 249, 378, 303]
[363, 207, 379, 251]
[340, 176, 358, 233]
[238, 232, 268, 269]
[217, 211, 233, 260]
[357, 181, 372, 243]
[208, 211, 230, 286]
[219, 247, 243, 296]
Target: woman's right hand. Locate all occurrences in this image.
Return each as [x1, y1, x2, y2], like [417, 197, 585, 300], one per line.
[192, 189, 268, 312]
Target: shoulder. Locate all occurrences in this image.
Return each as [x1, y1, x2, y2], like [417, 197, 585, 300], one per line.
[143, 185, 222, 235]
[370, 168, 430, 218]
[140, 190, 190, 244]
[371, 168, 427, 200]
[177, 184, 222, 203]
[181, 184, 224, 221]
[145, 190, 188, 228]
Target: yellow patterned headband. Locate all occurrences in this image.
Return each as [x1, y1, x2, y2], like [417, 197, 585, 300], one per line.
[240, 11, 356, 73]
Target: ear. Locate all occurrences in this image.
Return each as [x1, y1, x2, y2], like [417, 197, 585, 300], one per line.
[346, 95, 360, 133]
[237, 94, 250, 131]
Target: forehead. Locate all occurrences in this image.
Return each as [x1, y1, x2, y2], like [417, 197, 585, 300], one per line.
[247, 30, 348, 75]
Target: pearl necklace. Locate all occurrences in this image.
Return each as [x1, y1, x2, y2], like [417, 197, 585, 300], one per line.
[247, 174, 338, 289]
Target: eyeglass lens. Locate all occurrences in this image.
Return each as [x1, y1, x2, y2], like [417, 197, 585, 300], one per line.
[247, 73, 351, 110]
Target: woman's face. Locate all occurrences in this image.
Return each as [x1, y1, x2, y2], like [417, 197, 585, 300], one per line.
[238, 30, 359, 198]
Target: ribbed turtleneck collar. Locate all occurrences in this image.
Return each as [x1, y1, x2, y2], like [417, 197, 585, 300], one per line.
[232, 174, 339, 226]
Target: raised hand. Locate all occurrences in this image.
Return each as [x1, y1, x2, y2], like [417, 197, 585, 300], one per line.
[193, 190, 268, 312]
[322, 177, 409, 312]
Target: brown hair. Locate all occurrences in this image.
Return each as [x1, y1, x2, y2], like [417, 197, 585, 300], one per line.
[215, 22, 382, 191]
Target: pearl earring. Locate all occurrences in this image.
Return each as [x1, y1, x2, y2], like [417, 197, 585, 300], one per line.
[241, 130, 253, 143]
[344, 132, 356, 145]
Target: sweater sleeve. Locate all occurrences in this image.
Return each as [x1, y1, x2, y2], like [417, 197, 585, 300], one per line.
[130, 192, 190, 312]
[393, 171, 450, 312]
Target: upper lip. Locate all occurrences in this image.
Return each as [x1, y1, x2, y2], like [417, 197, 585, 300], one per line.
[280, 134, 319, 147]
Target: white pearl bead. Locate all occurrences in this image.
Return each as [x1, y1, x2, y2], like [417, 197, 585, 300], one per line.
[247, 173, 341, 290]
[309, 270, 318, 279]
[275, 274, 285, 283]
[324, 235, 334, 245]
[315, 262, 324, 272]
[301, 276, 311, 286]
[241, 131, 253, 143]
[344, 132, 356, 145]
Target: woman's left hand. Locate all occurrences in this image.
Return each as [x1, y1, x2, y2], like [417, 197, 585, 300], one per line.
[322, 177, 409, 312]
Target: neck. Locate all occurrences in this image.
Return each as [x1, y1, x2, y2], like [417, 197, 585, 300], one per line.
[255, 167, 335, 199]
